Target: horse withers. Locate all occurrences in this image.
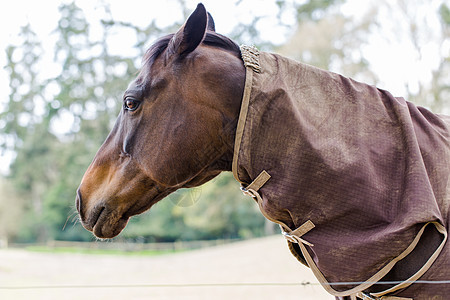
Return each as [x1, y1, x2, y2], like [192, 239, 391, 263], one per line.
[76, 4, 450, 299]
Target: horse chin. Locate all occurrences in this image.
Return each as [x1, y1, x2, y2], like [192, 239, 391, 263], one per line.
[93, 215, 129, 239]
[83, 206, 130, 239]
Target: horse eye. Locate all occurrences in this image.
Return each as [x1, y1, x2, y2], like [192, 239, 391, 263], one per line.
[124, 98, 140, 111]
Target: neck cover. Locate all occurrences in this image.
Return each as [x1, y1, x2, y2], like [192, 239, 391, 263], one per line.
[233, 45, 450, 298]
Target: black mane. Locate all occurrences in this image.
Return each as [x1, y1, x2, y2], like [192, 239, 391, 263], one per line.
[202, 32, 240, 55]
[136, 32, 240, 86]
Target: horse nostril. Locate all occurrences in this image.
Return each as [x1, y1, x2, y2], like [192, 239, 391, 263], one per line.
[76, 188, 84, 219]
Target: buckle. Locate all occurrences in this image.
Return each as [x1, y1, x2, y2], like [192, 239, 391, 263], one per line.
[240, 186, 255, 198]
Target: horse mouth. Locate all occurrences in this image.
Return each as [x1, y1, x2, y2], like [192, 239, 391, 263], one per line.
[79, 188, 174, 239]
[82, 206, 130, 239]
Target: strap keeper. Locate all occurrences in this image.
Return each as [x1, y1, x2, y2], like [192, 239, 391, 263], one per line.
[240, 170, 271, 198]
[282, 220, 315, 247]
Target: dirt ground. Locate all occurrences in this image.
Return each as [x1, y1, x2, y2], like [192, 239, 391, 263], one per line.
[0, 235, 332, 300]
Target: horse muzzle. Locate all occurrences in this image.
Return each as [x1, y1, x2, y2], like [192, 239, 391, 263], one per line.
[75, 187, 130, 239]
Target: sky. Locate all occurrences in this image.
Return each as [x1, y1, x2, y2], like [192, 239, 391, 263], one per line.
[0, 0, 448, 174]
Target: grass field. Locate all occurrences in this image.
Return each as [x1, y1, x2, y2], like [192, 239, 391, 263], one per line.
[0, 235, 332, 300]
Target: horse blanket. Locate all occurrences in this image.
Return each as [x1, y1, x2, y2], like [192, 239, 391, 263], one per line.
[233, 46, 450, 299]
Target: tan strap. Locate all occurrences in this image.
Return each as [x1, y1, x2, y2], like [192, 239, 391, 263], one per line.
[232, 45, 260, 183]
[291, 219, 315, 237]
[282, 220, 315, 246]
[245, 170, 271, 192]
[239, 169, 316, 248]
[355, 292, 413, 300]
[360, 294, 412, 300]
[232, 65, 253, 183]
[239, 170, 295, 234]
[380, 297, 413, 300]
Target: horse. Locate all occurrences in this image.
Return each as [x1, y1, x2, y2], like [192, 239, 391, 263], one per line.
[76, 4, 450, 299]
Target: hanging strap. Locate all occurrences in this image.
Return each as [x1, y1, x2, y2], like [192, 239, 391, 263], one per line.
[282, 220, 315, 247]
[354, 293, 412, 300]
[294, 221, 446, 299]
[240, 170, 315, 249]
[240, 170, 271, 197]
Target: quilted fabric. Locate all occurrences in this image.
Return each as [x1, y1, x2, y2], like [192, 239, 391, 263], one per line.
[233, 47, 450, 298]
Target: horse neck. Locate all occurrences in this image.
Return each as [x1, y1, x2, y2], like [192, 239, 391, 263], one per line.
[209, 57, 246, 173]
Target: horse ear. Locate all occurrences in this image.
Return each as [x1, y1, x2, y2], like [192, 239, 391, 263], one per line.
[171, 3, 207, 56]
[207, 12, 215, 31]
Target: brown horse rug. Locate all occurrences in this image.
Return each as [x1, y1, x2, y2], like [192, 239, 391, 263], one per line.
[233, 46, 449, 299]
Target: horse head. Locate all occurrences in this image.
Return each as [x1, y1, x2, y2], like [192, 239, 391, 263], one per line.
[76, 4, 245, 238]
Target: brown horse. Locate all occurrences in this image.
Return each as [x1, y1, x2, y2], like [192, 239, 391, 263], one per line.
[76, 4, 449, 300]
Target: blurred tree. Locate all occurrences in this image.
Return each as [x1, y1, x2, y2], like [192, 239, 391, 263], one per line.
[423, 2, 449, 113]
[2, 24, 43, 149]
[279, 0, 449, 113]
[1, 24, 53, 242]
[0, 177, 25, 246]
[278, 1, 378, 83]
[435, 3, 450, 114]
[121, 173, 266, 242]
[377, 0, 449, 113]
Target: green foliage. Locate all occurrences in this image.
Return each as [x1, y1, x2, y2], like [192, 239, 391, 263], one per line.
[122, 174, 266, 242]
[0, 177, 25, 244]
[277, 0, 378, 81]
[294, 0, 344, 21]
[2, 24, 43, 139]
[439, 3, 450, 25]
